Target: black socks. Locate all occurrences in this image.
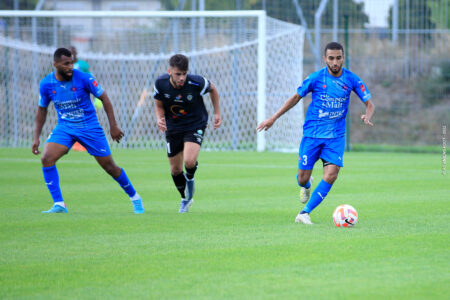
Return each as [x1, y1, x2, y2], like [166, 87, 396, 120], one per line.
[171, 172, 186, 198]
[185, 162, 198, 180]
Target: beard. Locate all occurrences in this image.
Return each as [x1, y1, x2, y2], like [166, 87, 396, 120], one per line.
[58, 69, 72, 81]
[170, 75, 184, 88]
[327, 63, 342, 75]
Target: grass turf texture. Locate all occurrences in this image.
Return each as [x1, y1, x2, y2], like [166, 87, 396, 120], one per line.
[0, 148, 449, 299]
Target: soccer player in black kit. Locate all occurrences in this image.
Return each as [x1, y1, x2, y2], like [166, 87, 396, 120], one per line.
[153, 54, 222, 213]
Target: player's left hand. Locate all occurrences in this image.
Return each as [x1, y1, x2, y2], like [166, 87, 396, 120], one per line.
[32, 138, 40, 155]
[110, 125, 124, 142]
[361, 115, 373, 126]
[213, 113, 222, 129]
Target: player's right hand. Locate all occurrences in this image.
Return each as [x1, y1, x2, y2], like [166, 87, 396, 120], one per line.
[32, 139, 40, 155]
[110, 124, 124, 143]
[157, 117, 167, 133]
[256, 118, 275, 132]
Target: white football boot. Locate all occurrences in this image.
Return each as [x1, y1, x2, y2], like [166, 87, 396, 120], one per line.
[295, 212, 313, 225]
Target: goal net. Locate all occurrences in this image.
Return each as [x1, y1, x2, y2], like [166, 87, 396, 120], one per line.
[0, 11, 304, 152]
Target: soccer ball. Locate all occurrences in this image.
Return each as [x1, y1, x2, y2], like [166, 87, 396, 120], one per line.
[333, 204, 358, 227]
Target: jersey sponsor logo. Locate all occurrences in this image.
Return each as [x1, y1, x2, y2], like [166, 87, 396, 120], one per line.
[52, 90, 56, 94]
[72, 87, 76, 91]
[322, 101, 344, 109]
[320, 94, 348, 109]
[322, 84, 327, 89]
[188, 80, 200, 86]
[170, 105, 188, 118]
[174, 94, 183, 102]
[164, 93, 170, 98]
[328, 110, 345, 119]
[360, 84, 365, 92]
[318, 109, 329, 118]
[318, 109, 345, 119]
[93, 81, 98, 87]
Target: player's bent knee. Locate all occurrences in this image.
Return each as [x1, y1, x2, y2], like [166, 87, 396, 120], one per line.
[323, 173, 338, 184]
[41, 155, 57, 167]
[184, 160, 197, 169]
[170, 166, 183, 175]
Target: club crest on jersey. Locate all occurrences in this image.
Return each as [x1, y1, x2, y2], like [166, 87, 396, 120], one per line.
[92, 81, 98, 87]
[187, 94, 193, 101]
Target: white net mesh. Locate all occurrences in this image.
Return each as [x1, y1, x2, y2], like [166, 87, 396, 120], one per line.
[0, 12, 304, 151]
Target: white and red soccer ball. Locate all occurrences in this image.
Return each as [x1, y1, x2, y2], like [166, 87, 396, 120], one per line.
[333, 204, 358, 227]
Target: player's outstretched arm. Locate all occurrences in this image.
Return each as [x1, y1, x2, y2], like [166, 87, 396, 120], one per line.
[256, 93, 301, 131]
[209, 83, 222, 129]
[98, 92, 124, 142]
[32, 106, 48, 155]
[154, 99, 167, 133]
[361, 100, 375, 126]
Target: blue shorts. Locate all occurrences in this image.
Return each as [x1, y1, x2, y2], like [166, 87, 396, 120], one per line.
[46, 123, 111, 157]
[298, 136, 345, 170]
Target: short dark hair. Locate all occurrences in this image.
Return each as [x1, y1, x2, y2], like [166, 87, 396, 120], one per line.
[169, 54, 189, 71]
[324, 42, 344, 56]
[54, 48, 73, 61]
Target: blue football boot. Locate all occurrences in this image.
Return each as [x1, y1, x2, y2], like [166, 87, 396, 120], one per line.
[131, 199, 145, 214]
[42, 204, 68, 213]
[178, 198, 194, 213]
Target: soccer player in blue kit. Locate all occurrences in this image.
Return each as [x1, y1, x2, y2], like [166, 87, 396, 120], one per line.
[153, 54, 221, 213]
[257, 42, 375, 224]
[32, 48, 144, 214]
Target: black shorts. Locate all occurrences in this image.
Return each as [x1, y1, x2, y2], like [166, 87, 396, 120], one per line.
[165, 127, 206, 157]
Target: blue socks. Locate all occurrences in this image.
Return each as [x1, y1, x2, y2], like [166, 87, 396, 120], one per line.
[297, 174, 311, 188]
[42, 165, 64, 203]
[302, 179, 333, 214]
[114, 168, 137, 198]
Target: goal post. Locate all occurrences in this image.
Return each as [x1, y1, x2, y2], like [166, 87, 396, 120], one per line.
[0, 10, 304, 152]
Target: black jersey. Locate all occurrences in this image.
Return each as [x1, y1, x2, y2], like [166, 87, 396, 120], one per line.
[153, 74, 212, 133]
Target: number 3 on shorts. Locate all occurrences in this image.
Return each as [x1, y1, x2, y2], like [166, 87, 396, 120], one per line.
[302, 155, 308, 166]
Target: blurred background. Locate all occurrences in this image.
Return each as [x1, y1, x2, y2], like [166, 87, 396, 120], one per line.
[0, 0, 449, 153]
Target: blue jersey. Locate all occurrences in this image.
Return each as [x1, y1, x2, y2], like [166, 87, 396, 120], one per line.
[297, 67, 371, 138]
[39, 69, 104, 126]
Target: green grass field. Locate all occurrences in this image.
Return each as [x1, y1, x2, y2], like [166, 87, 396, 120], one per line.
[0, 148, 449, 299]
